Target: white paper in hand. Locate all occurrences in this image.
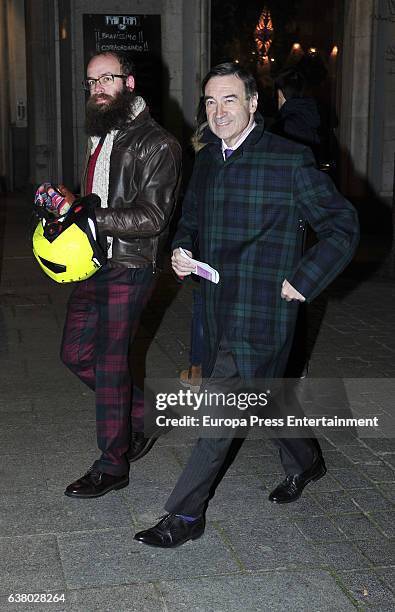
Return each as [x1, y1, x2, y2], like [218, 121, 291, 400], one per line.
[179, 248, 220, 284]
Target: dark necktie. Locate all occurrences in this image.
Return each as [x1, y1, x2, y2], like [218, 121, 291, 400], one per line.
[224, 148, 234, 159]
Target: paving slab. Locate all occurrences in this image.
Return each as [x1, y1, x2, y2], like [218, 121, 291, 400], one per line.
[377, 479, 395, 498]
[355, 540, 395, 566]
[0, 489, 135, 538]
[341, 445, 387, 465]
[293, 516, 344, 543]
[0, 535, 66, 593]
[331, 512, 386, 540]
[0, 421, 48, 456]
[320, 449, 355, 469]
[361, 463, 395, 483]
[363, 438, 395, 454]
[311, 489, 362, 514]
[382, 455, 395, 471]
[0, 397, 33, 413]
[57, 527, 240, 589]
[349, 487, 393, 512]
[330, 467, 376, 489]
[217, 517, 321, 571]
[158, 571, 356, 611]
[26, 420, 97, 456]
[1, 454, 47, 492]
[367, 511, 395, 538]
[323, 430, 364, 446]
[316, 540, 371, 570]
[337, 569, 395, 611]
[375, 567, 395, 593]
[67, 583, 163, 612]
[32, 394, 95, 417]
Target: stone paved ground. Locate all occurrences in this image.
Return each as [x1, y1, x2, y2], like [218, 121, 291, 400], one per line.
[0, 194, 394, 611]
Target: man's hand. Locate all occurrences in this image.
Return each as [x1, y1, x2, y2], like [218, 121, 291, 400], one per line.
[281, 279, 306, 302]
[57, 184, 76, 207]
[171, 248, 195, 279]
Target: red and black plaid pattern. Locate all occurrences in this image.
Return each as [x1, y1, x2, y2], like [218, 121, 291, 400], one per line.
[60, 265, 156, 475]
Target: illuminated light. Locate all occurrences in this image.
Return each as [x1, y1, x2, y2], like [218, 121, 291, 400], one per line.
[331, 45, 339, 57]
[270, 58, 275, 62]
[308, 47, 317, 54]
[60, 18, 68, 40]
[292, 43, 301, 50]
[235, 59, 239, 64]
[254, 7, 274, 62]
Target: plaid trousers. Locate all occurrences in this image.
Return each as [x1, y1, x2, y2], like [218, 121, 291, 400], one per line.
[60, 265, 156, 475]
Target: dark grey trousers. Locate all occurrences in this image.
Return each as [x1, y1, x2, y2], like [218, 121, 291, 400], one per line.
[165, 344, 320, 516]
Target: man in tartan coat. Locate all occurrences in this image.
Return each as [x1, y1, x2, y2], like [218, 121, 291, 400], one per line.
[135, 62, 359, 548]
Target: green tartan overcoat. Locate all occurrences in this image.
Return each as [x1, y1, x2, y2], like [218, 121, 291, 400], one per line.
[173, 121, 359, 378]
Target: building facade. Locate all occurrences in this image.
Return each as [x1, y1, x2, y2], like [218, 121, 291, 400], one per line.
[0, 0, 393, 209]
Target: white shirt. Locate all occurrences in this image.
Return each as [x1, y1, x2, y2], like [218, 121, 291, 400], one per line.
[221, 119, 257, 160]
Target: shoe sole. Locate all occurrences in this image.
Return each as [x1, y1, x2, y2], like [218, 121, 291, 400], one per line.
[269, 467, 327, 504]
[128, 436, 158, 463]
[64, 479, 129, 499]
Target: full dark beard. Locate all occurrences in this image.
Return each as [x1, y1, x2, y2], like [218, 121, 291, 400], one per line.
[85, 88, 136, 137]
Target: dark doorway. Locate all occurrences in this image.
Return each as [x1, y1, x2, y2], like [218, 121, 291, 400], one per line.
[211, 0, 345, 169]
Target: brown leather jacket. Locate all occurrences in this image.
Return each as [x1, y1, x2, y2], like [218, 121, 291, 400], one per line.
[82, 107, 182, 270]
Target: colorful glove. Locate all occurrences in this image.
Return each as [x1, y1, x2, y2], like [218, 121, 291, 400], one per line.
[34, 183, 75, 217]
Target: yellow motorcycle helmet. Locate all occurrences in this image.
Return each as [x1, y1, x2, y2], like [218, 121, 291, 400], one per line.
[32, 195, 106, 283]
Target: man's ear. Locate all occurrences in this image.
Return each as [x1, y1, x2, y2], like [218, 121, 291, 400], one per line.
[277, 89, 286, 109]
[249, 94, 258, 113]
[125, 75, 135, 91]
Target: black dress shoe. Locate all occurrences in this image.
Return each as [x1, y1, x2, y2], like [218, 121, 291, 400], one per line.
[64, 467, 129, 498]
[127, 431, 159, 462]
[134, 513, 205, 548]
[268, 457, 327, 504]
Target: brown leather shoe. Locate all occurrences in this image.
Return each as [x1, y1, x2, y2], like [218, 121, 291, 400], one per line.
[64, 467, 129, 498]
[179, 365, 202, 388]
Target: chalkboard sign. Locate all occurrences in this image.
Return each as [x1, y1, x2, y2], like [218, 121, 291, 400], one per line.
[83, 14, 162, 120]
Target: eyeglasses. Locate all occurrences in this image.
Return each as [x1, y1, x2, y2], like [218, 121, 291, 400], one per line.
[82, 74, 126, 91]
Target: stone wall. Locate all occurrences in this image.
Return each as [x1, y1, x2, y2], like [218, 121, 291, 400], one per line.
[370, 0, 395, 200]
[339, 0, 394, 202]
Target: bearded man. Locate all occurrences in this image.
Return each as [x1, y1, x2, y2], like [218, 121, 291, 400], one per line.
[61, 51, 181, 498]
